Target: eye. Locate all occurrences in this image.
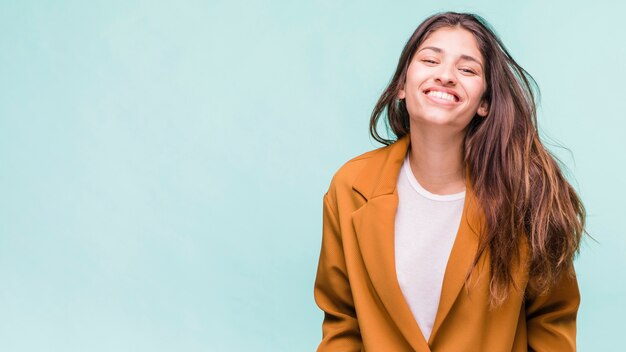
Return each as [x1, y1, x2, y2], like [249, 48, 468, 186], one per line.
[421, 59, 437, 64]
[460, 68, 476, 74]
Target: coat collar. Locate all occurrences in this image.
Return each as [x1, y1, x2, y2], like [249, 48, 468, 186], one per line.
[350, 134, 486, 350]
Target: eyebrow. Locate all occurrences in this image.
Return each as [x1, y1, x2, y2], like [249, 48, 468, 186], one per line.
[417, 46, 483, 68]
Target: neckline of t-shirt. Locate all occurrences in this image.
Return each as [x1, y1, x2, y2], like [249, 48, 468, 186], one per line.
[402, 153, 466, 201]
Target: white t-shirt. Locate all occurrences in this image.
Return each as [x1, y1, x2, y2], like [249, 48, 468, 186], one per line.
[394, 152, 465, 342]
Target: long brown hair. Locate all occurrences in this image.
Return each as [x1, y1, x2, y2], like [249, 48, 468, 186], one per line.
[370, 11, 588, 307]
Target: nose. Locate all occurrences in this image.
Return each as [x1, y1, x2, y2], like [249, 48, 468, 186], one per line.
[435, 62, 457, 85]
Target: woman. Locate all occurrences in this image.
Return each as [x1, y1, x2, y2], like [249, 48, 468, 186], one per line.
[314, 11, 586, 352]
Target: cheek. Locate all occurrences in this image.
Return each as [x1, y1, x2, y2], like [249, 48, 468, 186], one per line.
[466, 80, 487, 101]
[405, 79, 427, 101]
[405, 64, 427, 86]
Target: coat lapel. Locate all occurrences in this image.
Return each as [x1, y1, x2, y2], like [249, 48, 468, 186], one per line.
[351, 134, 485, 350]
[428, 174, 486, 344]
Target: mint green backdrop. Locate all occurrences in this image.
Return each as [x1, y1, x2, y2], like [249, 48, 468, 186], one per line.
[1, 1, 623, 351]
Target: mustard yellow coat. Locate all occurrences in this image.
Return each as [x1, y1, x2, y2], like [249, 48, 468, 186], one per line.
[314, 134, 580, 351]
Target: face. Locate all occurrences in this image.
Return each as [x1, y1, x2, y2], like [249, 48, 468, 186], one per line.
[398, 26, 489, 131]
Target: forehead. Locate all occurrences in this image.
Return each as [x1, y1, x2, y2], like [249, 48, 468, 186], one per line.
[417, 27, 484, 64]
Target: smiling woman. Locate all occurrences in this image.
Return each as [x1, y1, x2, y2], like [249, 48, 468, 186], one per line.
[314, 11, 588, 352]
[398, 27, 489, 134]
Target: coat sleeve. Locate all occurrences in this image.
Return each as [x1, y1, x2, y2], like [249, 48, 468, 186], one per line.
[313, 192, 362, 351]
[525, 266, 581, 352]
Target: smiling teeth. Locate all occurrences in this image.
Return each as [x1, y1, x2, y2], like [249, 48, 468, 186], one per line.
[427, 90, 456, 102]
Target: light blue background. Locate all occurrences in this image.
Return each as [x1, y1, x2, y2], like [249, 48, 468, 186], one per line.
[1, 1, 623, 351]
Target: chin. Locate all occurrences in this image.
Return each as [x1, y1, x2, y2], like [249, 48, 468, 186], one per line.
[412, 111, 454, 123]
[410, 114, 469, 130]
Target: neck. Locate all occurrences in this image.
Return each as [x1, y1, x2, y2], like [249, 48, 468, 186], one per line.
[407, 125, 466, 194]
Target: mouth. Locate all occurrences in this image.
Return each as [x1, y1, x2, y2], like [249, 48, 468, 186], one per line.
[423, 89, 460, 103]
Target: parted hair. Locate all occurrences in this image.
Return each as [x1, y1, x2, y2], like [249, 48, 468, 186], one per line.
[369, 11, 588, 307]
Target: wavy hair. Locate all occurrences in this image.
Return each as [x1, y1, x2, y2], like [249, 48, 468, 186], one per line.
[370, 11, 588, 307]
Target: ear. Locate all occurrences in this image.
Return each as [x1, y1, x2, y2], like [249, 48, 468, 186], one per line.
[397, 84, 406, 100]
[477, 99, 489, 117]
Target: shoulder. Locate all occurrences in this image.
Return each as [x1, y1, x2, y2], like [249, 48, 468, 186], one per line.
[324, 144, 389, 200]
